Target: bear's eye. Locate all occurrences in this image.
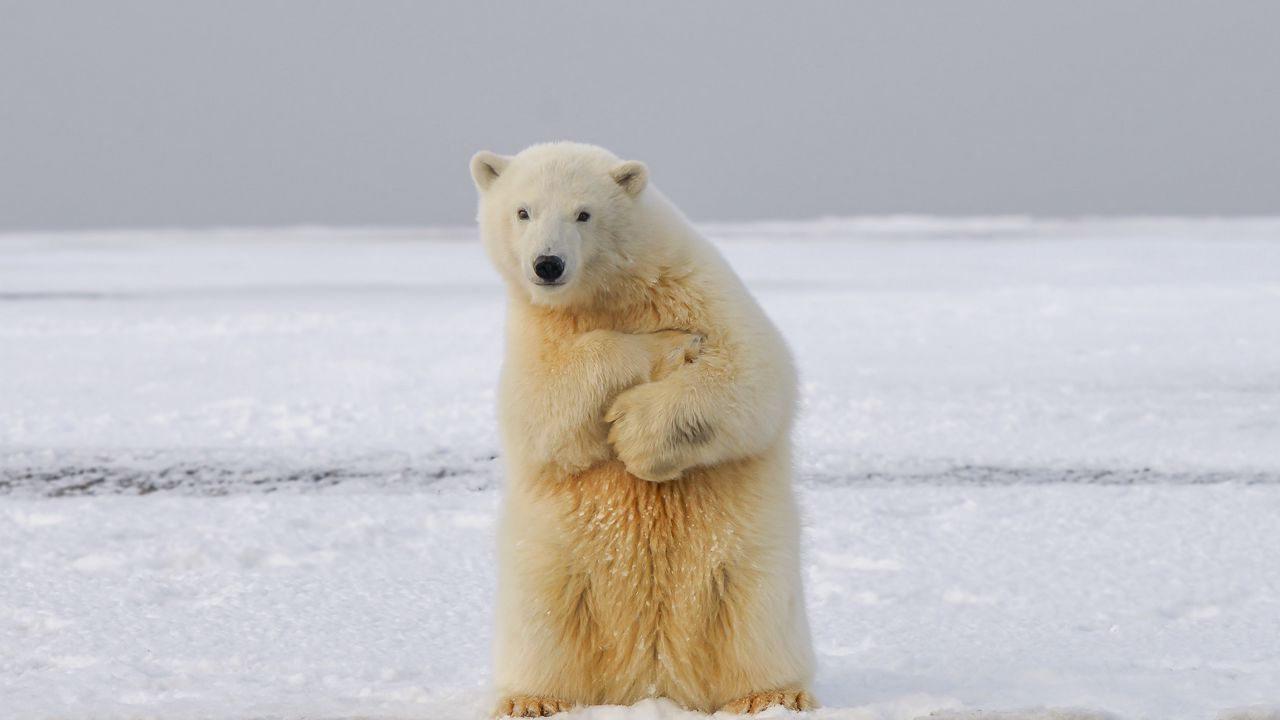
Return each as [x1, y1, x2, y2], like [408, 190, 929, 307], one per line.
[516, 208, 529, 220]
[576, 211, 590, 222]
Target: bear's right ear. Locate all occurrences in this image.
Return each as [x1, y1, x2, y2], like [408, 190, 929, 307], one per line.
[470, 151, 511, 192]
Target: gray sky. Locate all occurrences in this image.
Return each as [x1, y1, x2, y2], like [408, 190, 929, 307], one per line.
[2, 1, 1278, 231]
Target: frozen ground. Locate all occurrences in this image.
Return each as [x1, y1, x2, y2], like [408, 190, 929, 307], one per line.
[1, 218, 1279, 719]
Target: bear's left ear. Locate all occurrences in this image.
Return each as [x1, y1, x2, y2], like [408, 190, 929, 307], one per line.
[610, 160, 648, 197]
[470, 151, 511, 192]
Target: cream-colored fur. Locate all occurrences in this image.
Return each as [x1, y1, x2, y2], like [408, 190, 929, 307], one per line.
[471, 142, 815, 716]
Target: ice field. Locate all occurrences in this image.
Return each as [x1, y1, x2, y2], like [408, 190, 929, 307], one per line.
[2, 218, 1279, 719]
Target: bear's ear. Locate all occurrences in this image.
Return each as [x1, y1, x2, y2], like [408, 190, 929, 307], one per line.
[470, 151, 511, 192]
[610, 160, 648, 197]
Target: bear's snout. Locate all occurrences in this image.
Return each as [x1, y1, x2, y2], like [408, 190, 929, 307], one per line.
[533, 255, 566, 283]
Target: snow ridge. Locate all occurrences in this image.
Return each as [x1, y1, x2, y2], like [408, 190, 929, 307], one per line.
[2, 449, 1278, 497]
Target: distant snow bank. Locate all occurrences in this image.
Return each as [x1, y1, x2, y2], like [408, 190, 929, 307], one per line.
[7, 215, 1280, 245]
[702, 214, 1280, 241]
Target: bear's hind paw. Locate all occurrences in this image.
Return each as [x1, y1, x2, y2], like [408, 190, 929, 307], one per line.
[495, 695, 574, 717]
[720, 688, 816, 714]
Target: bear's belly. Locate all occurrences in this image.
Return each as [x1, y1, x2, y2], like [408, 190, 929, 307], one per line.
[547, 459, 757, 708]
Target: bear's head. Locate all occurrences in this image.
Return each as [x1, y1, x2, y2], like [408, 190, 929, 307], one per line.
[470, 142, 648, 309]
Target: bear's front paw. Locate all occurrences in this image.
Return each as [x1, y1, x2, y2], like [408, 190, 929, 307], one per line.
[605, 382, 705, 482]
[642, 330, 704, 381]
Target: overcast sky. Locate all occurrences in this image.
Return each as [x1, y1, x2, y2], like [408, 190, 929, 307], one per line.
[2, 1, 1278, 231]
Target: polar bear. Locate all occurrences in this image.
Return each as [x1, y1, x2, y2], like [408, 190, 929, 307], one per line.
[471, 142, 815, 716]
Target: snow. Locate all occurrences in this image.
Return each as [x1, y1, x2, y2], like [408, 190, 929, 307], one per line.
[1, 218, 1279, 719]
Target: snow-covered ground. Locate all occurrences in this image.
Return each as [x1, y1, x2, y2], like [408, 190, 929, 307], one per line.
[1, 219, 1278, 719]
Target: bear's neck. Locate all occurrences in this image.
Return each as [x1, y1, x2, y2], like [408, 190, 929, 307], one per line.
[523, 264, 704, 335]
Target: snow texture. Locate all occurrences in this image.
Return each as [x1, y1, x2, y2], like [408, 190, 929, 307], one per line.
[1, 218, 1279, 719]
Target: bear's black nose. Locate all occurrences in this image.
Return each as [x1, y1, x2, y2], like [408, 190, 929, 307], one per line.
[533, 255, 565, 282]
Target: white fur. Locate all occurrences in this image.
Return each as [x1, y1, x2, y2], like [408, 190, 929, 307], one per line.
[473, 142, 815, 715]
